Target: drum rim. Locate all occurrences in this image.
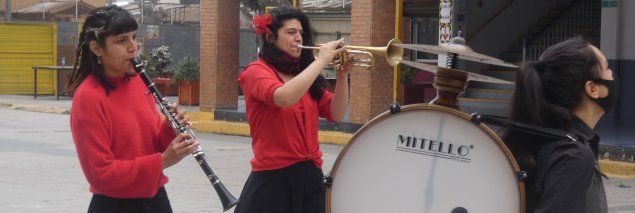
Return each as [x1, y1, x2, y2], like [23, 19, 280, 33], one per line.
[326, 104, 526, 213]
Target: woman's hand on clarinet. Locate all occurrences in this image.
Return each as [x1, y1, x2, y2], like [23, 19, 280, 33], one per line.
[168, 103, 190, 127]
[161, 133, 199, 169]
[316, 38, 347, 64]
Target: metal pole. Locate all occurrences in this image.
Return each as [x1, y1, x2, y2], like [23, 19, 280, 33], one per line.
[43, 0, 46, 21]
[5, 0, 11, 21]
[522, 38, 526, 61]
[393, 0, 403, 103]
[615, 0, 623, 120]
[75, 0, 78, 21]
[141, 0, 144, 23]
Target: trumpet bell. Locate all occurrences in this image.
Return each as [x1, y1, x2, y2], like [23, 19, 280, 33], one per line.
[297, 38, 405, 68]
[346, 38, 404, 66]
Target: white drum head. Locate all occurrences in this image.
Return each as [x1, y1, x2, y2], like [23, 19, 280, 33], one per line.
[327, 104, 524, 213]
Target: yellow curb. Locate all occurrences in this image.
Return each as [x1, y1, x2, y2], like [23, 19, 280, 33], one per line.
[191, 120, 251, 137]
[191, 119, 354, 145]
[187, 111, 214, 121]
[187, 112, 354, 145]
[599, 160, 635, 179]
[319, 131, 352, 145]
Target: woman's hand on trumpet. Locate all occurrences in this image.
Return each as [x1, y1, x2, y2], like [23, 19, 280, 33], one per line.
[315, 38, 347, 65]
[336, 53, 355, 76]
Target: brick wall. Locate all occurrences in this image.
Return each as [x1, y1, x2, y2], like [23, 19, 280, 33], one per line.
[199, 0, 239, 112]
[349, 0, 396, 124]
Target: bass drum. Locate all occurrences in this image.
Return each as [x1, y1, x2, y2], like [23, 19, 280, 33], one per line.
[327, 104, 524, 213]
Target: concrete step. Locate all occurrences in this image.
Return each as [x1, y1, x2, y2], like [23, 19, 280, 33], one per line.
[466, 81, 516, 91]
[479, 70, 517, 82]
[462, 88, 513, 101]
[457, 97, 511, 118]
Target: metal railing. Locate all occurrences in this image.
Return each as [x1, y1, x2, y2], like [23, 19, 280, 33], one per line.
[522, 0, 600, 61]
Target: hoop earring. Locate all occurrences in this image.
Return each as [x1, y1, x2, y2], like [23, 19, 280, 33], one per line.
[97, 56, 102, 65]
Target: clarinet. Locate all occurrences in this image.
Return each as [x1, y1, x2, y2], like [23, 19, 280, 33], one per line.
[131, 59, 239, 211]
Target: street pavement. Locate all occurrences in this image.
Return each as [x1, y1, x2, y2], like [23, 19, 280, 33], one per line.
[0, 108, 343, 213]
[0, 96, 634, 212]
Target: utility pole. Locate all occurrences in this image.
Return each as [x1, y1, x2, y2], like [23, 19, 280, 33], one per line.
[5, 0, 11, 21]
[43, 0, 46, 21]
[141, 0, 144, 24]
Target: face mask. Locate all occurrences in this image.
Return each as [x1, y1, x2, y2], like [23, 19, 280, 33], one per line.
[591, 78, 618, 113]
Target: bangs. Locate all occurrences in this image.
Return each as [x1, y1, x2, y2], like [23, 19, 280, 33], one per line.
[103, 9, 138, 37]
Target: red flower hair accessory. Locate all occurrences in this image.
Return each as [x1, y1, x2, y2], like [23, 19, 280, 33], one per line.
[252, 13, 273, 36]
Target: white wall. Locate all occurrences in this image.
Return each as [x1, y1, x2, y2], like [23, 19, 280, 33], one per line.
[600, 0, 635, 123]
[602, 0, 635, 60]
[601, 1, 619, 59]
[622, 1, 635, 60]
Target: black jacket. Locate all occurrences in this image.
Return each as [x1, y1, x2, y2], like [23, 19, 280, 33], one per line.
[525, 117, 607, 213]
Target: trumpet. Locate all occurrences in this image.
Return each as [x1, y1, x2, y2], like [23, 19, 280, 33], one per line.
[297, 38, 404, 68]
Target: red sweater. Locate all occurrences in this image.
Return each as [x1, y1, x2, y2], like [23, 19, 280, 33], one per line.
[238, 59, 334, 172]
[70, 74, 176, 198]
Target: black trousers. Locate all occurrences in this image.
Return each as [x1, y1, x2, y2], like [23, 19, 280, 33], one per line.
[234, 161, 326, 213]
[87, 187, 172, 213]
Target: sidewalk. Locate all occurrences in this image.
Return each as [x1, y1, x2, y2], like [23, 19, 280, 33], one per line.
[1, 94, 633, 178]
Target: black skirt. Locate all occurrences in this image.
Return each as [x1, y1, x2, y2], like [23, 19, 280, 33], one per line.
[87, 187, 172, 213]
[234, 161, 326, 213]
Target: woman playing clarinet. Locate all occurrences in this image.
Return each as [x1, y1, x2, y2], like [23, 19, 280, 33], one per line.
[67, 5, 197, 213]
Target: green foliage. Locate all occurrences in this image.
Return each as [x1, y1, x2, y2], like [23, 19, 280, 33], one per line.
[173, 56, 200, 81]
[400, 64, 419, 84]
[143, 45, 173, 78]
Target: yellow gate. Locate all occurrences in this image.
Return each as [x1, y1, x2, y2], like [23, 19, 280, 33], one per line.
[0, 22, 57, 95]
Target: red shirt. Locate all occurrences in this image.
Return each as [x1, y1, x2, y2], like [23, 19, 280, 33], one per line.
[70, 74, 176, 198]
[239, 59, 334, 171]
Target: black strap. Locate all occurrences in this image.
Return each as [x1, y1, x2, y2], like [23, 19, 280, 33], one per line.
[470, 113, 579, 142]
[470, 113, 584, 190]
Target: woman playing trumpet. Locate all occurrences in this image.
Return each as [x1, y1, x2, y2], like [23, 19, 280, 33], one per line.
[235, 6, 353, 213]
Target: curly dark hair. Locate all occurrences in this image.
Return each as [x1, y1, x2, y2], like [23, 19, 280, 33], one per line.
[258, 6, 328, 101]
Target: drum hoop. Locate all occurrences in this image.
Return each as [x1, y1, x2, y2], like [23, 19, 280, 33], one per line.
[326, 104, 525, 213]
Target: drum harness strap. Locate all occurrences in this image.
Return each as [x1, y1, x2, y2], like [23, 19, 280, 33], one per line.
[470, 113, 585, 183]
[471, 113, 609, 212]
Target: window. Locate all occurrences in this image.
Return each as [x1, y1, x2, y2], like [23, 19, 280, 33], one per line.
[411, 18, 439, 60]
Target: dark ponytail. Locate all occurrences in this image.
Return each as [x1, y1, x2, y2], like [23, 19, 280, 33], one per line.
[504, 37, 601, 170]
